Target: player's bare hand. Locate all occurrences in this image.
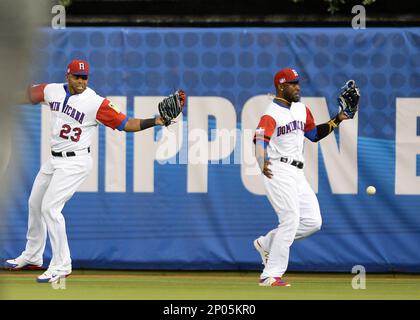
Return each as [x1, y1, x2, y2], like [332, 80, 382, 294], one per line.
[155, 116, 165, 126]
[263, 159, 273, 179]
[337, 111, 349, 121]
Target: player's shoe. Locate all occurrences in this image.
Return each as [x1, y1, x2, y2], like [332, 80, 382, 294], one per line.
[4, 257, 43, 271]
[259, 277, 291, 287]
[253, 239, 269, 266]
[36, 270, 71, 283]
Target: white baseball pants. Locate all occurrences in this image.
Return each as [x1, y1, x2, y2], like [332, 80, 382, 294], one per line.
[19, 154, 92, 273]
[258, 160, 322, 279]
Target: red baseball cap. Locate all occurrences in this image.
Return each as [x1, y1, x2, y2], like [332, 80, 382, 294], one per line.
[274, 68, 299, 86]
[67, 60, 89, 75]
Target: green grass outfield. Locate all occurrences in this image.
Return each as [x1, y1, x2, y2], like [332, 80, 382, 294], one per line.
[1, 270, 419, 300]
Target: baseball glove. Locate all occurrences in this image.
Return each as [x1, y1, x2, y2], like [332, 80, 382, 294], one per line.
[337, 80, 360, 119]
[158, 90, 186, 126]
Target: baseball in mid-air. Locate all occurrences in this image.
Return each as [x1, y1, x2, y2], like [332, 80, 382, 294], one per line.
[366, 186, 376, 195]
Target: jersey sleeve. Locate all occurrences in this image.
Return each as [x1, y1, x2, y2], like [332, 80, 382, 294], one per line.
[305, 107, 316, 132]
[253, 115, 276, 144]
[28, 83, 48, 104]
[304, 106, 318, 141]
[96, 98, 128, 131]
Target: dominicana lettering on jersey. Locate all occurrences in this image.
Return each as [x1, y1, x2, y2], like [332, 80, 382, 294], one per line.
[49, 101, 85, 124]
[277, 120, 305, 136]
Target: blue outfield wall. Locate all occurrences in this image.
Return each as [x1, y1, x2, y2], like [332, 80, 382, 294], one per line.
[1, 27, 420, 272]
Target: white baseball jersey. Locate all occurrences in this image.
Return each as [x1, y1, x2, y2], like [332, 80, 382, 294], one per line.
[16, 81, 129, 277]
[29, 83, 128, 152]
[255, 99, 316, 162]
[254, 98, 322, 280]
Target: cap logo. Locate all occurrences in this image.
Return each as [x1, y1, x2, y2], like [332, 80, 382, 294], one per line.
[292, 69, 298, 77]
[79, 63, 85, 70]
[279, 78, 286, 83]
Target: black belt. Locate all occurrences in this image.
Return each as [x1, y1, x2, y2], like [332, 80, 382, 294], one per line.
[280, 157, 304, 169]
[52, 147, 90, 157]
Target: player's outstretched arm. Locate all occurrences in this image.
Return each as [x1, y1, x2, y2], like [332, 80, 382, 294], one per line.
[98, 90, 186, 133]
[305, 112, 347, 143]
[122, 116, 165, 132]
[305, 79, 360, 143]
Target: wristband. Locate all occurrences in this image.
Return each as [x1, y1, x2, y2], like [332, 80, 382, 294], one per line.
[140, 118, 156, 130]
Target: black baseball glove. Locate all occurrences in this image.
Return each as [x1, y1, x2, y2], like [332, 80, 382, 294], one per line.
[158, 90, 186, 126]
[337, 80, 360, 119]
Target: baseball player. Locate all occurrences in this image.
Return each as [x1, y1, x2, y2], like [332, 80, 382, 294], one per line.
[4, 60, 185, 283]
[253, 68, 359, 286]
